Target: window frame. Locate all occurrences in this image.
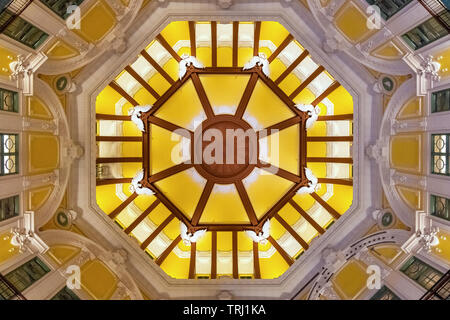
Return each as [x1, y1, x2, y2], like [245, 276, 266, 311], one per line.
[0, 133, 19, 176]
[400, 256, 443, 290]
[430, 194, 450, 221]
[431, 133, 450, 176]
[0, 194, 20, 223]
[0, 87, 19, 113]
[365, 0, 413, 20]
[39, 0, 86, 20]
[431, 87, 450, 114]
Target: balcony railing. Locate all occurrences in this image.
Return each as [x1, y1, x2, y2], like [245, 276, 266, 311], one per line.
[420, 270, 450, 300]
[0, 272, 27, 300]
[0, 0, 34, 33]
[418, 0, 450, 31]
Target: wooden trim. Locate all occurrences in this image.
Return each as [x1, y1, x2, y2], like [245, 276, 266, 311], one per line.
[191, 180, 214, 225]
[306, 136, 353, 142]
[152, 185, 193, 228]
[96, 157, 142, 164]
[140, 214, 175, 249]
[211, 22, 217, 67]
[125, 66, 160, 99]
[232, 231, 239, 279]
[109, 81, 139, 106]
[109, 193, 138, 219]
[289, 66, 325, 100]
[312, 81, 340, 106]
[268, 34, 294, 63]
[140, 50, 175, 85]
[257, 163, 301, 183]
[317, 178, 353, 186]
[307, 157, 353, 164]
[253, 241, 261, 279]
[191, 73, 215, 119]
[274, 50, 309, 85]
[259, 116, 301, 136]
[150, 75, 192, 114]
[189, 21, 196, 57]
[148, 163, 193, 183]
[268, 236, 294, 266]
[274, 213, 309, 250]
[125, 199, 160, 234]
[311, 192, 341, 220]
[155, 235, 181, 265]
[232, 21, 239, 67]
[235, 73, 259, 119]
[148, 116, 193, 138]
[211, 231, 217, 279]
[318, 114, 353, 121]
[189, 242, 196, 279]
[96, 114, 131, 121]
[156, 34, 182, 62]
[288, 199, 325, 234]
[196, 67, 253, 74]
[96, 136, 142, 142]
[235, 180, 258, 225]
[253, 21, 261, 56]
[96, 178, 132, 186]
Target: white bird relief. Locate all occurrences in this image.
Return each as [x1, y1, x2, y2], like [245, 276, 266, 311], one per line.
[295, 104, 321, 129]
[180, 222, 207, 246]
[129, 105, 152, 132]
[129, 169, 154, 196]
[245, 219, 270, 245]
[297, 168, 319, 195]
[179, 54, 204, 79]
[243, 52, 270, 77]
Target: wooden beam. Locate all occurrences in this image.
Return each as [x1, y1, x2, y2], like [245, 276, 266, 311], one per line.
[150, 76, 192, 115]
[317, 178, 353, 186]
[307, 157, 353, 164]
[189, 21, 196, 57]
[235, 73, 259, 119]
[196, 67, 253, 74]
[312, 81, 340, 106]
[232, 231, 238, 279]
[257, 162, 301, 183]
[140, 214, 175, 249]
[96, 157, 142, 164]
[152, 186, 193, 228]
[125, 199, 160, 234]
[140, 50, 175, 85]
[253, 21, 261, 56]
[155, 235, 182, 265]
[318, 114, 353, 121]
[274, 50, 309, 85]
[148, 163, 193, 183]
[259, 116, 301, 137]
[235, 181, 258, 226]
[148, 116, 192, 138]
[289, 66, 325, 100]
[289, 199, 325, 234]
[232, 21, 239, 67]
[109, 193, 138, 219]
[211, 231, 217, 279]
[96, 178, 132, 186]
[156, 34, 181, 62]
[96, 136, 142, 142]
[307, 136, 353, 142]
[211, 22, 217, 67]
[274, 213, 309, 250]
[96, 114, 131, 121]
[268, 34, 294, 63]
[268, 236, 294, 266]
[109, 81, 139, 106]
[253, 241, 261, 279]
[311, 192, 341, 220]
[125, 66, 160, 99]
[191, 181, 214, 226]
[191, 73, 215, 119]
[189, 242, 197, 279]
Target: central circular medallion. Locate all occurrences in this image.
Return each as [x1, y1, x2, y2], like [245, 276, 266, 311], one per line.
[192, 115, 258, 184]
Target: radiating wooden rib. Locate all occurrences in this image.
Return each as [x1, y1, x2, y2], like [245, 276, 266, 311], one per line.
[289, 66, 325, 100]
[124, 66, 160, 99]
[232, 21, 239, 67]
[189, 242, 197, 279]
[148, 116, 192, 138]
[288, 199, 325, 234]
[96, 136, 142, 142]
[189, 21, 196, 57]
[311, 192, 341, 220]
[191, 73, 215, 119]
[235, 73, 259, 119]
[318, 178, 353, 186]
[232, 231, 239, 279]
[307, 157, 353, 164]
[300, 121, 307, 176]
[148, 163, 193, 183]
[109, 193, 138, 219]
[318, 114, 353, 121]
[312, 81, 341, 106]
[152, 186, 192, 227]
[125, 199, 161, 234]
[211, 231, 217, 279]
[96, 114, 131, 121]
[258, 116, 301, 138]
[253, 241, 261, 279]
[150, 76, 191, 114]
[268, 236, 294, 266]
[274, 50, 309, 85]
[142, 130, 149, 174]
[257, 162, 301, 183]
[140, 50, 175, 85]
[307, 136, 353, 142]
[109, 81, 139, 106]
[155, 235, 181, 265]
[268, 34, 294, 63]
[253, 21, 261, 56]
[211, 22, 217, 67]
[191, 180, 214, 226]
[274, 213, 309, 250]
[235, 181, 258, 226]
[96, 178, 132, 186]
[96, 157, 142, 164]
[156, 34, 181, 62]
[140, 214, 175, 249]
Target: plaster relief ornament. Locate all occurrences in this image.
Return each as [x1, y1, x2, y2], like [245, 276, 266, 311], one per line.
[297, 168, 318, 195]
[179, 54, 204, 79]
[180, 222, 207, 246]
[417, 226, 440, 253]
[295, 104, 320, 129]
[243, 53, 270, 77]
[130, 169, 154, 195]
[245, 219, 270, 244]
[129, 105, 152, 132]
[420, 55, 441, 82]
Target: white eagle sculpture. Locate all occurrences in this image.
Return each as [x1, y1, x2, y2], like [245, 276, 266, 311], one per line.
[295, 104, 320, 129]
[129, 105, 152, 132]
[243, 52, 270, 77]
[179, 54, 204, 79]
[245, 219, 270, 245]
[297, 168, 319, 195]
[129, 169, 154, 196]
[180, 222, 207, 246]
